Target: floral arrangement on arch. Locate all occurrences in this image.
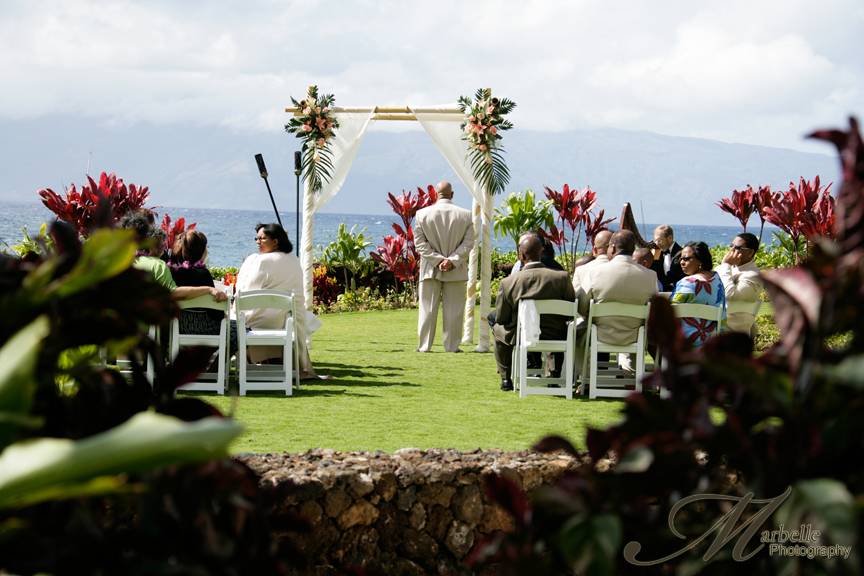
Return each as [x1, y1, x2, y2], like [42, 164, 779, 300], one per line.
[457, 88, 516, 196]
[285, 85, 340, 194]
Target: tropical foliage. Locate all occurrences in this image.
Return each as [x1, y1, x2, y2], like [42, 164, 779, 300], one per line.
[321, 223, 372, 291]
[38, 172, 151, 237]
[543, 184, 615, 274]
[492, 189, 554, 249]
[0, 219, 293, 573]
[161, 213, 197, 255]
[372, 186, 438, 297]
[457, 88, 516, 196]
[471, 117, 864, 576]
[285, 84, 340, 194]
[717, 177, 836, 263]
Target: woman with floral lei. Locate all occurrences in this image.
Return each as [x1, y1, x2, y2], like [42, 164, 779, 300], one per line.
[285, 85, 340, 193]
[169, 229, 223, 335]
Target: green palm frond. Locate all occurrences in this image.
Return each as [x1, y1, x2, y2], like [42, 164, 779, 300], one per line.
[459, 88, 516, 196]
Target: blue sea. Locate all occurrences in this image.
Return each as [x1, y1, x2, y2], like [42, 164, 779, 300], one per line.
[1, 200, 753, 268]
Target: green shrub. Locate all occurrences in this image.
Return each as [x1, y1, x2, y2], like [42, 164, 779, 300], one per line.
[208, 266, 238, 281]
[317, 287, 415, 314]
[321, 223, 372, 291]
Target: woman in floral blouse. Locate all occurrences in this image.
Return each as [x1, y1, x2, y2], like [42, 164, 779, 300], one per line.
[671, 241, 726, 347]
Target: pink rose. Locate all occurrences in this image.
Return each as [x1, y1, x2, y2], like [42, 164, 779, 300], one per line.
[477, 112, 485, 120]
[489, 126, 497, 135]
[302, 123, 313, 132]
[302, 107, 311, 115]
[468, 115, 475, 122]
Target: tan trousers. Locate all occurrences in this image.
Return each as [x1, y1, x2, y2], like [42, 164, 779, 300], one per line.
[417, 278, 466, 352]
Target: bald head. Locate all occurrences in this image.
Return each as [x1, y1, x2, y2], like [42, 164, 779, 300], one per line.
[518, 233, 544, 263]
[436, 181, 453, 199]
[633, 247, 654, 269]
[608, 230, 636, 257]
[592, 230, 612, 256]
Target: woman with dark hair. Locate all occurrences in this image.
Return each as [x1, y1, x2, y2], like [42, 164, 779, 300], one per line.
[169, 229, 224, 335]
[237, 223, 324, 379]
[671, 241, 726, 347]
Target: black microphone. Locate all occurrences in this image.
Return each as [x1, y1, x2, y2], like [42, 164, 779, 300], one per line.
[294, 151, 302, 175]
[254, 153, 268, 179]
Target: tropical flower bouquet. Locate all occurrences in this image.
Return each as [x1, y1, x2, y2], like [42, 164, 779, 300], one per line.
[457, 88, 516, 195]
[285, 85, 340, 193]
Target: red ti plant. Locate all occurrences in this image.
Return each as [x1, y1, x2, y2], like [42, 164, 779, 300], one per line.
[716, 186, 756, 231]
[762, 176, 835, 263]
[544, 184, 601, 273]
[161, 214, 197, 255]
[584, 208, 615, 246]
[39, 172, 150, 237]
[374, 186, 437, 298]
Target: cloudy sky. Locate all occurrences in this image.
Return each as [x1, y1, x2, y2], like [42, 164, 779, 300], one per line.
[2, 0, 861, 154]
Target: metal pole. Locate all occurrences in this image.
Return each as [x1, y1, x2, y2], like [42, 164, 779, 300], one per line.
[263, 176, 282, 228]
[294, 150, 302, 250]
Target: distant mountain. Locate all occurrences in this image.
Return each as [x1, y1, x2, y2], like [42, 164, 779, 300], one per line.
[0, 116, 837, 225]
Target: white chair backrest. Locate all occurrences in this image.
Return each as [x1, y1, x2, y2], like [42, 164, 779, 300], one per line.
[236, 290, 295, 313]
[531, 299, 578, 317]
[672, 303, 723, 323]
[726, 299, 761, 316]
[590, 301, 649, 320]
[178, 294, 229, 312]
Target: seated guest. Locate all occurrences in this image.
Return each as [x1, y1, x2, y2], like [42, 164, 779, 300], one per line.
[169, 229, 224, 335]
[671, 241, 726, 347]
[493, 234, 575, 392]
[633, 247, 663, 292]
[572, 230, 612, 293]
[120, 211, 227, 303]
[575, 230, 658, 382]
[715, 233, 762, 335]
[510, 232, 564, 275]
[237, 223, 324, 380]
[649, 224, 685, 291]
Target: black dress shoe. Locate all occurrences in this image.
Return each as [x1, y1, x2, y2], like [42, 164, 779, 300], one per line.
[500, 378, 514, 392]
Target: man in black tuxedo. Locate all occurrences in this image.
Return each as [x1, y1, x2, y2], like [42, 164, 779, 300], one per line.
[649, 224, 684, 292]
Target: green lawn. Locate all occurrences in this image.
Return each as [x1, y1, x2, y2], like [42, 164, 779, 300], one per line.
[202, 308, 624, 454]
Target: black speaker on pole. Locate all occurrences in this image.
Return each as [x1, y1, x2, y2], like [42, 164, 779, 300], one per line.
[254, 153, 282, 227]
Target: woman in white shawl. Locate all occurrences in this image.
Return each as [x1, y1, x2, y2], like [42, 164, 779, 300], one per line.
[237, 223, 325, 379]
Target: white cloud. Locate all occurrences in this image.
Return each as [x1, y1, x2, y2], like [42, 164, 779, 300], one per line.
[0, 0, 862, 151]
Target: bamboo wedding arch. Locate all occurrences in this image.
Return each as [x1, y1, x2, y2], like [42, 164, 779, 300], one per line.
[284, 101, 497, 352]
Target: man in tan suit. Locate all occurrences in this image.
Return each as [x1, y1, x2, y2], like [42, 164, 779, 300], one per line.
[493, 234, 576, 391]
[715, 232, 762, 334]
[575, 230, 658, 378]
[414, 181, 474, 352]
[572, 229, 612, 293]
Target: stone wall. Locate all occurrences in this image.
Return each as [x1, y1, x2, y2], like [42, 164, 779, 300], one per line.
[241, 448, 581, 575]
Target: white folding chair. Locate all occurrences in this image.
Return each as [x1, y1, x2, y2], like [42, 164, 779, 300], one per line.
[672, 302, 724, 340]
[236, 290, 300, 396]
[511, 299, 577, 399]
[726, 299, 762, 325]
[169, 295, 229, 394]
[108, 324, 158, 385]
[582, 300, 650, 399]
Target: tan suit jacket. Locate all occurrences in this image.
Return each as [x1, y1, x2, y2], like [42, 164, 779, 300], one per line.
[577, 255, 657, 345]
[572, 254, 609, 293]
[414, 199, 474, 282]
[493, 262, 576, 346]
[715, 260, 761, 333]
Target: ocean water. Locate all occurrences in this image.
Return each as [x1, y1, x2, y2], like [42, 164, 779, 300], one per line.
[1, 200, 752, 268]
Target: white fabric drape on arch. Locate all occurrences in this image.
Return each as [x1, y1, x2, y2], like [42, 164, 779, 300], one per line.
[300, 111, 375, 310]
[411, 109, 494, 352]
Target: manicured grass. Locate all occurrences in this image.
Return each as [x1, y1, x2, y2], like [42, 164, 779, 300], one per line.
[202, 308, 624, 454]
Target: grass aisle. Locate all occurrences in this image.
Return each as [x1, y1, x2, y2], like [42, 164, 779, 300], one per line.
[205, 308, 624, 453]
